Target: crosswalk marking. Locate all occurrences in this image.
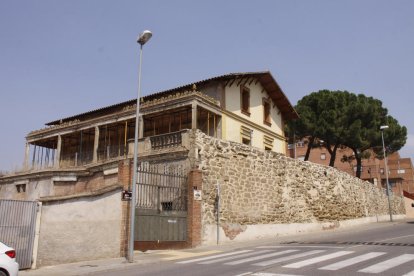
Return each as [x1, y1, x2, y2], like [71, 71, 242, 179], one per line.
[199, 250, 273, 264]
[319, 252, 386, 271]
[403, 269, 414, 276]
[225, 250, 299, 265]
[250, 273, 304, 276]
[358, 254, 414, 273]
[176, 249, 251, 264]
[175, 248, 414, 275]
[253, 250, 325, 266]
[257, 245, 345, 249]
[283, 251, 354, 268]
[160, 250, 222, 260]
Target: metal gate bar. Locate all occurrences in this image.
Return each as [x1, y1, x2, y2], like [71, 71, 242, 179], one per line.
[135, 163, 187, 242]
[0, 200, 38, 269]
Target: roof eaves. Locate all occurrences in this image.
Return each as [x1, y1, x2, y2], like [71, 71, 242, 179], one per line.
[45, 71, 298, 125]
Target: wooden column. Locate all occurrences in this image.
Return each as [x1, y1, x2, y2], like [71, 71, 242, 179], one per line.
[54, 135, 62, 169]
[138, 115, 144, 139]
[93, 126, 100, 163]
[191, 102, 197, 130]
[24, 142, 30, 170]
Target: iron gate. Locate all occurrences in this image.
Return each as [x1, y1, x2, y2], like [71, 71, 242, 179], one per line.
[134, 163, 188, 242]
[0, 199, 39, 269]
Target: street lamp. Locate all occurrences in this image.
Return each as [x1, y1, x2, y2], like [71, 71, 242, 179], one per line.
[380, 125, 393, 222]
[128, 30, 152, 263]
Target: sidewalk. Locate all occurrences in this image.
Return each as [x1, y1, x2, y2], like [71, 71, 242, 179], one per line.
[19, 219, 406, 276]
[20, 252, 155, 276]
[19, 237, 288, 276]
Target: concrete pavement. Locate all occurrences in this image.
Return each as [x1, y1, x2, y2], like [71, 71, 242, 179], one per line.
[20, 219, 409, 276]
[20, 252, 156, 276]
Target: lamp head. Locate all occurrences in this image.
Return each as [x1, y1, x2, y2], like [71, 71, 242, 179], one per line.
[380, 125, 389, 130]
[137, 30, 152, 46]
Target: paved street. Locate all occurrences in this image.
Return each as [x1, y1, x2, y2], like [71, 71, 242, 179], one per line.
[92, 220, 414, 276]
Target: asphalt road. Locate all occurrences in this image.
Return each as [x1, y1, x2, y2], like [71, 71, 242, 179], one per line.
[95, 220, 414, 276]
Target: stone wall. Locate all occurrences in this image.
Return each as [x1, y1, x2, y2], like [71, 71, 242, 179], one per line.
[404, 196, 414, 218]
[191, 131, 405, 243]
[0, 178, 53, 201]
[0, 166, 119, 201]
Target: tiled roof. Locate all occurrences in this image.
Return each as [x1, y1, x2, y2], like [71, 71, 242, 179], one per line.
[46, 71, 298, 126]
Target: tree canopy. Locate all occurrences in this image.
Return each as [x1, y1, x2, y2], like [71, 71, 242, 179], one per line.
[288, 90, 407, 178]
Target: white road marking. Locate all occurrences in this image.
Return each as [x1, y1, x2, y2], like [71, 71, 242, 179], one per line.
[199, 250, 273, 264]
[234, 272, 252, 276]
[161, 250, 222, 260]
[257, 245, 344, 249]
[177, 250, 252, 264]
[347, 244, 365, 249]
[283, 251, 354, 268]
[253, 250, 325, 266]
[377, 234, 414, 242]
[319, 252, 386, 270]
[403, 269, 414, 276]
[251, 273, 304, 276]
[358, 254, 414, 273]
[226, 250, 298, 265]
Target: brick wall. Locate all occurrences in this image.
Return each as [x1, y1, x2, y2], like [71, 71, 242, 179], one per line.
[187, 169, 202, 247]
[118, 159, 132, 257]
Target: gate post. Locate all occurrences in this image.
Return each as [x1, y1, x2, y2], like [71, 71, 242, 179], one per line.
[187, 169, 202, 247]
[118, 159, 133, 257]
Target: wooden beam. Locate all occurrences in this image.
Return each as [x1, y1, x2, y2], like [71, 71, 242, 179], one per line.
[237, 77, 246, 87]
[248, 78, 255, 85]
[227, 78, 236, 87]
[242, 78, 249, 86]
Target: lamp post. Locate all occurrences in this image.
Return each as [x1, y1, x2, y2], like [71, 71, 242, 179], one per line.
[380, 125, 393, 222]
[128, 30, 152, 263]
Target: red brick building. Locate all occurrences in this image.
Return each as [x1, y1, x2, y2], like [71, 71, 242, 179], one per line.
[287, 140, 414, 196]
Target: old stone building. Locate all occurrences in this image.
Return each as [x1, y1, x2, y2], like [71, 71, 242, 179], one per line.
[0, 71, 297, 201]
[0, 71, 298, 265]
[0, 71, 406, 267]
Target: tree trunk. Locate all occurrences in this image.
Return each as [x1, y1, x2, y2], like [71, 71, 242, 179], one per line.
[353, 148, 362, 178]
[328, 143, 339, 167]
[304, 136, 315, 161]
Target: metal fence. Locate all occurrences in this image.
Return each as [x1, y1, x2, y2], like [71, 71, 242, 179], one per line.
[135, 162, 188, 242]
[0, 200, 39, 269]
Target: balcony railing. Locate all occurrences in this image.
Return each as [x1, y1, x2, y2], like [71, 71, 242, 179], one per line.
[149, 130, 186, 150]
[21, 131, 187, 171]
[97, 144, 128, 162]
[60, 151, 94, 168]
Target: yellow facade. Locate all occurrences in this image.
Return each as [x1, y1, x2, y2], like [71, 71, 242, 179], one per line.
[222, 82, 286, 154]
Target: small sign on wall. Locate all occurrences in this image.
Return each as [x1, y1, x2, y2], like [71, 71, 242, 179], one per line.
[193, 190, 202, 201]
[122, 190, 132, 201]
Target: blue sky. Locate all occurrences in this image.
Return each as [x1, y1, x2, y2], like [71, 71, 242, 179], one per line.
[1, 0, 413, 171]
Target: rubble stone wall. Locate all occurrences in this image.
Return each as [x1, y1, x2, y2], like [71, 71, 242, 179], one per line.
[191, 131, 405, 243]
